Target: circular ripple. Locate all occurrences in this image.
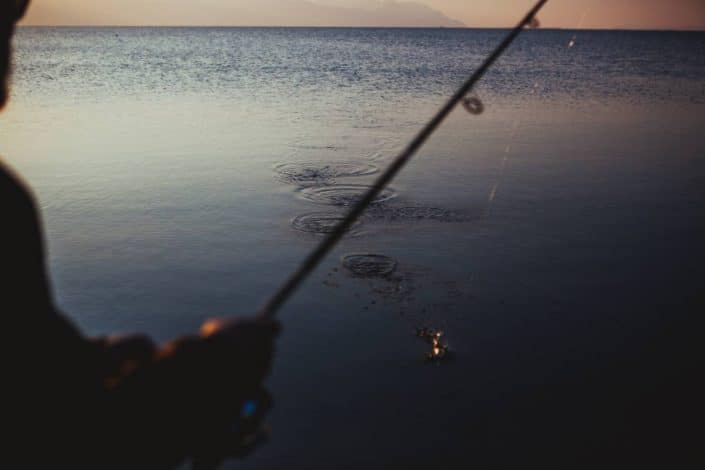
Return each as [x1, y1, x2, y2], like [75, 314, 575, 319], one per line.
[299, 184, 397, 206]
[291, 212, 362, 235]
[341, 254, 397, 278]
[274, 162, 378, 185]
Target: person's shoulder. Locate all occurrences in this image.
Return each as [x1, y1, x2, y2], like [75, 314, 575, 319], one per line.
[0, 159, 38, 216]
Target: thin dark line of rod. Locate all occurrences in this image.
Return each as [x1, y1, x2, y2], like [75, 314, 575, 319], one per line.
[259, 0, 549, 319]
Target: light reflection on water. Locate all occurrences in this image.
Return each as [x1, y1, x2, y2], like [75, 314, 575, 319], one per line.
[1, 27, 704, 468]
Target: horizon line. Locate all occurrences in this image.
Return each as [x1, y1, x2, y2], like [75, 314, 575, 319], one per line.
[17, 25, 705, 32]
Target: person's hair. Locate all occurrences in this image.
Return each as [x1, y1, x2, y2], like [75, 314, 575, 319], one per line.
[1, 0, 30, 108]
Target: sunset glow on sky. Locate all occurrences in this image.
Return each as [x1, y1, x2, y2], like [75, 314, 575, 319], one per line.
[20, 0, 705, 30]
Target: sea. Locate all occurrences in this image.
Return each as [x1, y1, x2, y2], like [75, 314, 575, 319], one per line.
[2, 27, 704, 468]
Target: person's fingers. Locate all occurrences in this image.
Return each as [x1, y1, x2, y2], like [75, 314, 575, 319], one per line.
[192, 317, 280, 397]
[201, 316, 280, 339]
[200, 317, 230, 337]
[105, 334, 156, 364]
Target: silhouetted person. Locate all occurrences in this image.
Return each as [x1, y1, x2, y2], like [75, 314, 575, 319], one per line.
[3, 2, 278, 467]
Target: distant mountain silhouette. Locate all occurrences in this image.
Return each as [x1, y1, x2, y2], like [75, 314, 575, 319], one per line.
[22, 0, 465, 28]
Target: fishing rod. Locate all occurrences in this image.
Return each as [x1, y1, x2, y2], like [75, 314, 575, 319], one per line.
[259, 0, 550, 319]
[194, 2, 552, 466]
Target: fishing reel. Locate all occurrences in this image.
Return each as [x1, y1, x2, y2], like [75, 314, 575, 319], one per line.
[193, 388, 273, 470]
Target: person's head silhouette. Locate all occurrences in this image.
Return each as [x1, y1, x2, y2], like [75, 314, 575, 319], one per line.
[1, 0, 30, 108]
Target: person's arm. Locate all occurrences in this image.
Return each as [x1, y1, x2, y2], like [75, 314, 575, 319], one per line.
[104, 317, 278, 468]
[2, 162, 278, 468]
[2, 161, 116, 470]
[1, 162, 103, 378]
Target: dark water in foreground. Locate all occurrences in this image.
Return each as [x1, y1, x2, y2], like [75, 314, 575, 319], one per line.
[2, 28, 704, 467]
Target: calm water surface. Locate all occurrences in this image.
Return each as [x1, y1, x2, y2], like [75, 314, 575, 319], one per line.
[2, 28, 704, 468]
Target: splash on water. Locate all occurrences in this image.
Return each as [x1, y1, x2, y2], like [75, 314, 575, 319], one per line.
[325, 260, 472, 362]
[416, 326, 449, 361]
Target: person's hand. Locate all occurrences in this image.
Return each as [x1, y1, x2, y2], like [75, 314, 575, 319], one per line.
[90, 334, 156, 386]
[101, 317, 280, 468]
[199, 316, 280, 393]
[102, 334, 156, 365]
[188, 317, 280, 467]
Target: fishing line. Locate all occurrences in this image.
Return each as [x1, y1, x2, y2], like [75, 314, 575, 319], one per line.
[486, 8, 589, 214]
[258, 0, 550, 319]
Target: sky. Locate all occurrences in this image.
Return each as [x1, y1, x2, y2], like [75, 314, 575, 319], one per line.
[20, 0, 705, 30]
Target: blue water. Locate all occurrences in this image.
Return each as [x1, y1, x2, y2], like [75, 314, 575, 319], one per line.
[2, 28, 704, 468]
